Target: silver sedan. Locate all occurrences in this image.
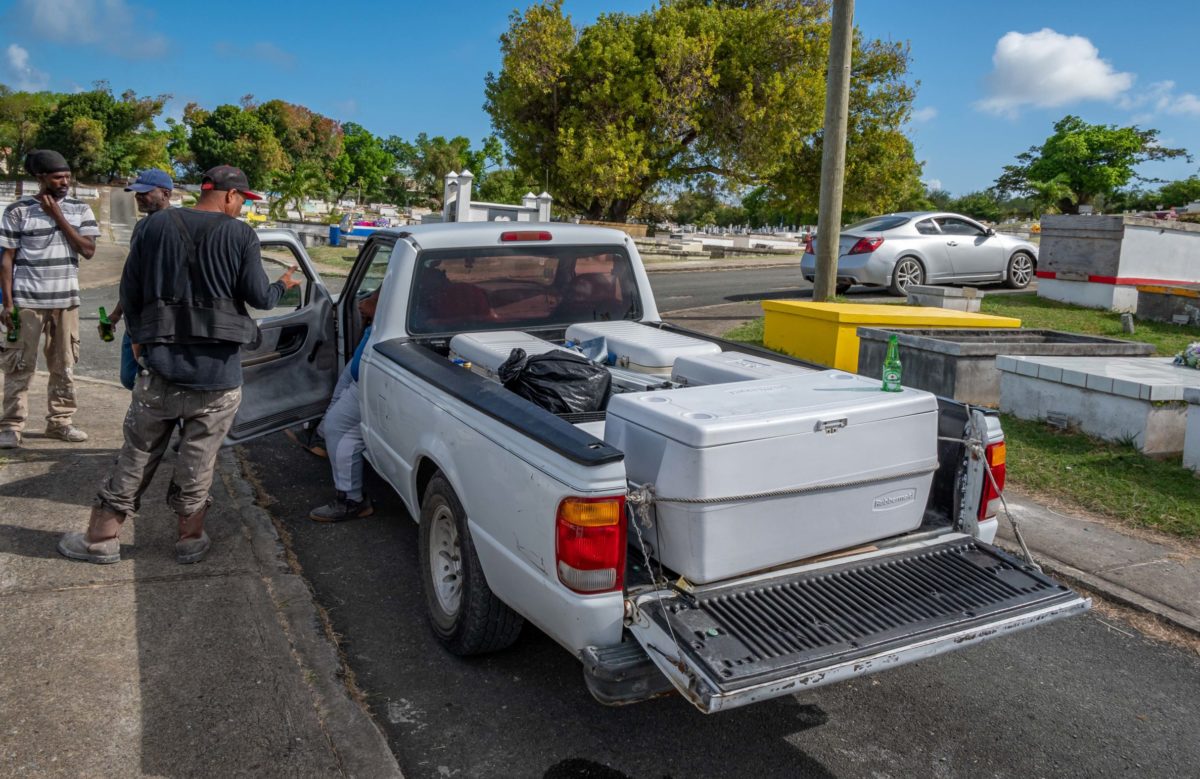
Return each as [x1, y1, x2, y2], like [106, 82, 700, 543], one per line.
[800, 211, 1038, 296]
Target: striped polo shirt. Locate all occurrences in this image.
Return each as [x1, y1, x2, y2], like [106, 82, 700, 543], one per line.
[0, 196, 101, 309]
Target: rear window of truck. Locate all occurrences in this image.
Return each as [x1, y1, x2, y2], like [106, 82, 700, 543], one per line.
[407, 245, 643, 334]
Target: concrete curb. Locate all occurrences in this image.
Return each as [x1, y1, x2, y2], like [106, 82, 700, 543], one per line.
[997, 540, 1200, 639]
[217, 449, 404, 778]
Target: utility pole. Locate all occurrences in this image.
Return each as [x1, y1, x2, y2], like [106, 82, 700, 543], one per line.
[813, 0, 855, 302]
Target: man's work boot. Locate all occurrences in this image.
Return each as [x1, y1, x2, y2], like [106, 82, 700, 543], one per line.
[175, 504, 211, 564]
[45, 424, 88, 443]
[309, 492, 374, 523]
[0, 429, 21, 449]
[57, 505, 125, 564]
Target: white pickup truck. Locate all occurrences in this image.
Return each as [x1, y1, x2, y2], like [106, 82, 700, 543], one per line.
[233, 222, 1088, 714]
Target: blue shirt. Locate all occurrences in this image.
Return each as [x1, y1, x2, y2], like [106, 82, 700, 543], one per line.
[351, 325, 372, 382]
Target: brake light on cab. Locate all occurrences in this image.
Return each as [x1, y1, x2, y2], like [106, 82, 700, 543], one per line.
[978, 441, 1006, 521]
[500, 230, 553, 242]
[556, 496, 626, 594]
[848, 237, 884, 255]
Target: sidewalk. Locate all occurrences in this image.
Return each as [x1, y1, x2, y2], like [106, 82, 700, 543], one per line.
[0, 375, 402, 778]
[996, 494, 1200, 636]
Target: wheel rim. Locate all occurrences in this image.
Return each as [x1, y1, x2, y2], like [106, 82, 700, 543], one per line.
[1011, 254, 1034, 286]
[895, 259, 922, 290]
[428, 504, 462, 615]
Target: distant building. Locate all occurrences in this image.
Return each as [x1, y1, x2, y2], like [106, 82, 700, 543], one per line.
[423, 170, 552, 224]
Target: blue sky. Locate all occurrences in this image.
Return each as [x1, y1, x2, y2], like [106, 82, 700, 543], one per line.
[3, 0, 1198, 196]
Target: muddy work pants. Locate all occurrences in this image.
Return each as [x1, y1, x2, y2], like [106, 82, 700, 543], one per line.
[97, 371, 241, 518]
[0, 305, 80, 432]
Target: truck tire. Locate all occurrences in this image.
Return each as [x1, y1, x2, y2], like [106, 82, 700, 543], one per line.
[418, 474, 524, 655]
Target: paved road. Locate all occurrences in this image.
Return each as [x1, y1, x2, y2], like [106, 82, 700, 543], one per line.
[241, 438, 1200, 779]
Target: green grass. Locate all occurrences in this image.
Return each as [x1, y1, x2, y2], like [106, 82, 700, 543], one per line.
[1000, 414, 1199, 538]
[980, 292, 1200, 357]
[303, 245, 359, 269]
[723, 318, 764, 345]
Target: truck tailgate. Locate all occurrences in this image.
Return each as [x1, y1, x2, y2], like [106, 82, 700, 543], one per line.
[628, 534, 1089, 713]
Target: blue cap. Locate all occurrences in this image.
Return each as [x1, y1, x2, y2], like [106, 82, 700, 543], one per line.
[125, 169, 174, 193]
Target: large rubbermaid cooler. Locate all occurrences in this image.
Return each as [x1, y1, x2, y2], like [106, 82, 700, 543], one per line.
[604, 371, 939, 583]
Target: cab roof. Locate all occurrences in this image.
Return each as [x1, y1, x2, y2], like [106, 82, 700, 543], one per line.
[375, 221, 632, 251]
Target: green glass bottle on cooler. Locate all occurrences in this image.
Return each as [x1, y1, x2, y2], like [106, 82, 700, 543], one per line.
[881, 334, 902, 392]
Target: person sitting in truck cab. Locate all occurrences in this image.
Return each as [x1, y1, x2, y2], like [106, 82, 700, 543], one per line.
[308, 288, 380, 522]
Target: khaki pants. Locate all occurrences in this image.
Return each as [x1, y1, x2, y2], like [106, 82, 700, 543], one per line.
[97, 372, 242, 518]
[0, 306, 80, 432]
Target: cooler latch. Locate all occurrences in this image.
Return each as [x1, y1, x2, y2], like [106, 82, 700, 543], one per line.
[816, 418, 848, 434]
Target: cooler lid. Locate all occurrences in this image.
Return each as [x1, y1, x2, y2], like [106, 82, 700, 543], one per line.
[605, 371, 937, 448]
[565, 321, 721, 368]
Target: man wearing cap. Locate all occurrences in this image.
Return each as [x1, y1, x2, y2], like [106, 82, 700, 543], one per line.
[0, 149, 100, 449]
[107, 169, 175, 389]
[58, 165, 301, 565]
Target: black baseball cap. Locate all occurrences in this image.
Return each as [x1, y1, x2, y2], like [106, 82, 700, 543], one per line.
[201, 165, 262, 201]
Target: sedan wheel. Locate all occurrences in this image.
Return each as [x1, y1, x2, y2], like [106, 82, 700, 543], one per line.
[889, 257, 925, 296]
[1005, 251, 1035, 289]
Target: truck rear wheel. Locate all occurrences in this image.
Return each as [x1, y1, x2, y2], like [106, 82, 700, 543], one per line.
[418, 474, 524, 655]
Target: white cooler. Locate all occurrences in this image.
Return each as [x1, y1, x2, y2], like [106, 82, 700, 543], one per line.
[604, 371, 939, 583]
[671, 351, 816, 386]
[565, 321, 721, 375]
[449, 331, 570, 380]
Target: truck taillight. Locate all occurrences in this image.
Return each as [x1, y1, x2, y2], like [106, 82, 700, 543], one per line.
[848, 237, 884, 254]
[556, 496, 626, 594]
[978, 441, 1006, 521]
[803, 235, 815, 254]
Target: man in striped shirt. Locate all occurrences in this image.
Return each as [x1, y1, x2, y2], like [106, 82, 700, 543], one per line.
[0, 149, 100, 449]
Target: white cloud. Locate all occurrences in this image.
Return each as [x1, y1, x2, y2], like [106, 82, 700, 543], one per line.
[1120, 80, 1200, 118]
[18, 0, 168, 59]
[214, 41, 296, 69]
[1168, 93, 1200, 115]
[910, 106, 937, 123]
[5, 43, 49, 90]
[976, 29, 1134, 117]
[923, 179, 943, 192]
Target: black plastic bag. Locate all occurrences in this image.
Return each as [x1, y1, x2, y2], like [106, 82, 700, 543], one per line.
[498, 348, 612, 414]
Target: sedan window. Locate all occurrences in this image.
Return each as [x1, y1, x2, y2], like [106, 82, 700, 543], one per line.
[914, 219, 940, 235]
[936, 218, 984, 236]
[843, 215, 910, 233]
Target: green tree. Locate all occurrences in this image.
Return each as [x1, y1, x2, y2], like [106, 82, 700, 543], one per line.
[388, 133, 505, 208]
[182, 103, 286, 189]
[253, 99, 343, 190]
[334, 122, 394, 203]
[485, 0, 920, 222]
[0, 86, 60, 195]
[269, 162, 324, 220]
[35, 83, 169, 181]
[950, 189, 1004, 223]
[1158, 176, 1200, 208]
[995, 115, 1191, 213]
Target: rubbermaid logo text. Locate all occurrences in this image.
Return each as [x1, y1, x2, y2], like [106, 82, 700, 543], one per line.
[873, 489, 916, 511]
